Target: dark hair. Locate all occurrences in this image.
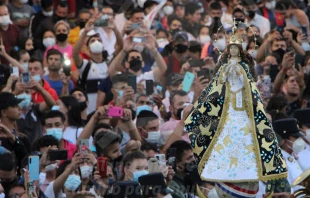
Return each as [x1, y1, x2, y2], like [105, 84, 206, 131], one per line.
[215, 44, 257, 81]
[131, 7, 144, 16]
[169, 140, 192, 162]
[0, 153, 16, 171]
[266, 94, 288, 112]
[94, 130, 121, 157]
[70, 87, 89, 101]
[29, 57, 44, 69]
[241, 0, 257, 6]
[246, 36, 262, 50]
[9, 49, 28, 62]
[42, 110, 66, 126]
[86, 33, 101, 47]
[169, 90, 188, 105]
[188, 40, 202, 53]
[79, 8, 91, 16]
[125, 50, 142, 61]
[60, 96, 83, 127]
[55, 2, 68, 10]
[167, 15, 182, 26]
[267, 110, 288, 122]
[121, 150, 146, 180]
[32, 135, 59, 152]
[47, 48, 64, 62]
[185, 2, 201, 16]
[73, 192, 96, 198]
[143, 0, 158, 11]
[232, 8, 245, 16]
[209, 1, 222, 10]
[111, 73, 128, 85]
[156, 29, 169, 38]
[42, 28, 56, 39]
[275, 0, 297, 10]
[56, 160, 72, 178]
[17, 36, 32, 51]
[141, 142, 158, 153]
[92, 123, 113, 138]
[198, 26, 209, 35]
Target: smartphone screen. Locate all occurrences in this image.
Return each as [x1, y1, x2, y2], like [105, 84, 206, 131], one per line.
[148, 158, 160, 173]
[302, 26, 308, 37]
[11, 67, 19, 77]
[132, 37, 146, 43]
[79, 139, 89, 155]
[128, 75, 137, 92]
[22, 72, 30, 84]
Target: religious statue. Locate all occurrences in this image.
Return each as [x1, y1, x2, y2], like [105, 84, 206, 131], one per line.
[184, 22, 288, 197]
[292, 168, 310, 197]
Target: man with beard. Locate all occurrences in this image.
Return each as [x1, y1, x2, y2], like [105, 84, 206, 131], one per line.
[0, 153, 18, 196]
[43, 49, 74, 97]
[183, 2, 202, 38]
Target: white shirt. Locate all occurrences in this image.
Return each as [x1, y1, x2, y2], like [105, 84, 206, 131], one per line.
[296, 146, 310, 171]
[95, 27, 116, 59]
[115, 13, 127, 33]
[221, 12, 233, 29]
[246, 14, 270, 38]
[44, 181, 66, 198]
[63, 126, 93, 147]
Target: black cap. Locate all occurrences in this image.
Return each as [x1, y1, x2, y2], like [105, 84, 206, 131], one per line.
[94, 130, 120, 150]
[166, 73, 183, 86]
[0, 92, 23, 111]
[273, 118, 304, 139]
[293, 108, 310, 127]
[0, 64, 12, 87]
[41, 0, 53, 9]
[138, 173, 169, 196]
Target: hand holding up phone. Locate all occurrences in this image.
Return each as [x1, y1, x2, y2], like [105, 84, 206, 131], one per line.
[93, 106, 109, 121]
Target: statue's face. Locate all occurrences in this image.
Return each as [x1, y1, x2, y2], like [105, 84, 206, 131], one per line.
[229, 45, 240, 57]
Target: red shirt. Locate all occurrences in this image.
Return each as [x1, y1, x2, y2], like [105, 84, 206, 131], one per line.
[64, 139, 76, 160]
[0, 24, 20, 64]
[164, 55, 180, 74]
[32, 79, 58, 104]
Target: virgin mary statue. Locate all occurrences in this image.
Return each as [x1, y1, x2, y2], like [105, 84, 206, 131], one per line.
[184, 25, 288, 197]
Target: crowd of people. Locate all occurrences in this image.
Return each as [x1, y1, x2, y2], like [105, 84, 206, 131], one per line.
[0, 0, 310, 197]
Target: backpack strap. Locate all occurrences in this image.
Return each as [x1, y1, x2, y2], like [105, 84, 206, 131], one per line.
[80, 61, 92, 87]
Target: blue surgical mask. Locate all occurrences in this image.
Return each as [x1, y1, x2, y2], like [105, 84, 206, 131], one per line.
[32, 74, 41, 82]
[22, 62, 28, 70]
[64, 174, 81, 191]
[136, 105, 152, 115]
[130, 170, 149, 182]
[16, 93, 31, 108]
[51, 105, 60, 111]
[145, 131, 160, 144]
[46, 128, 63, 141]
[109, 178, 115, 185]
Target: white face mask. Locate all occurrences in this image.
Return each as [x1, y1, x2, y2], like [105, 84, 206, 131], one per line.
[157, 38, 169, 49]
[32, 74, 41, 82]
[80, 165, 93, 179]
[248, 49, 258, 59]
[289, 138, 306, 153]
[146, 131, 160, 144]
[20, 0, 28, 3]
[42, 10, 53, 17]
[43, 37, 56, 48]
[214, 38, 226, 51]
[89, 40, 103, 54]
[163, 5, 174, 16]
[204, 16, 212, 26]
[199, 35, 211, 45]
[265, 0, 276, 10]
[45, 163, 58, 172]
[0, 15, 11, 26]
[242, 42, 247, 50]
[305, 129, 310, 142]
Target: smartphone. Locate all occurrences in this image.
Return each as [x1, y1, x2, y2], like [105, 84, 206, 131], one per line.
[78, 139, 89, 155]
[132, 36, 146, 43]
[154, 85, 162, 94]
[145, 80, 154, 95]
[94, 19, 108, 27]
[276, 25, 284, 35]
[11, 66, 19, 77]
[28, 156, 39, 181]
[63, 59, 71, 76]
[148, 158, 160, 173]
[197, 69, 212, 81]
[131, 23, 141, 30]
[166, 148, 177, 170]
[128, 75, 137, 92]
[155, 154, 166, 170]
[108, 106, 124, 117]
[182, 72, 195, 92]
[302, 26, 308, 37]
[262, 76, 271, 99]
[27, 181, 35, 198]
[48, 150, 68, 161]
[188, 59, 205, 67]
[22, 72, 30, 84]
[97, 157, 108, 178]
[270, 65, 279, 82]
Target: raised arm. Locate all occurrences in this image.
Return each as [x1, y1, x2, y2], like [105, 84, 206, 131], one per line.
[0, 45, 24, 73]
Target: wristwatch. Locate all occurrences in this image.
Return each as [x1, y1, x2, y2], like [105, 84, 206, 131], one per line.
[159, 105, 165, 112]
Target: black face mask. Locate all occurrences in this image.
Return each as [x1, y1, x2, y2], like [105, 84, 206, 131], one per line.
[272, 48, 286, 60]
[79, 101, 87, 111]
[56, 33, 68, 42]
[129, 59, 143, 72]
[176, 108, 183, 120]
[235, 18, 245, 23]
[174, 43, 188, 54]
[79, 21, 86, 29]
[213, 17, 220, 22]
[170, 28, 181, 37]
[247, 10, 256, 19]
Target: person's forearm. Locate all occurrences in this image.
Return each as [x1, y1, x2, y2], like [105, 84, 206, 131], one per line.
[73, 31, 86, 68]
[3, 54, 24, 73]
[256, 40, 271, 63]
[108, 49, 127, 76]
[123, 121, 141, 141]
[273, 69, 286, 94]
[53, 166, 72, 196]
[163, 121, 184, 152]
[60, 83, 69, 96]
[40, 88, 55, 107]
[153, 50, 167, 73]
[113, 27, 124, 55]
[292, 41, 305, 55]
[78, 116, 97, 140]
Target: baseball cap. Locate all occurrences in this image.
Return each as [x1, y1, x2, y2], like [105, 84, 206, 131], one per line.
[273, 118, 304, 139]
[94, 130, 120, 150]
[0, 92, 23, 111]
[173, 31, 188, 42]
[166, 73, 183, 86]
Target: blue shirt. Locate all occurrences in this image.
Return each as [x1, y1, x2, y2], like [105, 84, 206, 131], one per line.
[43, 75, 74, 96]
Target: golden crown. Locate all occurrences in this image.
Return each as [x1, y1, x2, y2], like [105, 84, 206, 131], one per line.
[228, 19, 243, 45]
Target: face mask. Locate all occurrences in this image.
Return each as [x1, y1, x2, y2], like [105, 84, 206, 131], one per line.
[199, 35, 211, 45]
[80, 165, 93, 179]
[214, 38, 226, 51]
[265, 0, 276, 10]
[79, 21, 86, 29]
[146, 131, 160, 144]
[22, 62, 28, 70]
[204, 16, 212, 26]
[32, 74, 41, 82]
[157, 38, 169, 49]
[46, 128, 63, 141]
[170, 28, 181, 37]
[242, 42, 247, 50]
[235, 18, 245, 23]
[129, 58, 143, 72]
[302, 42, 310, 51]
[89, 40, 103, 54]
[213, 17, 220, 22]
[56, 33, 68, 42]
[163, 5, 174, 15]
[64, 174, 81, 191]
[130, 170, 149, 182]
[17, 93, 31, 108]
[79, 101, 88, 111]
[109, 178, 115, 185]
[43, 37, 56, 48]
[245, 10, 256, 19]
[20, 0, 28, 3]
[0, 15, 11, 26]
[51, 105, 60, 111]
[174, 43, 188, 54]
[272, 48, 286, 60]
[248, 49, 258, 59]
[42, 10, 53, 17]
[45, 163, 58, 172]
[292, 138, 306, 153]
[0, 193, 5, 198]
[305, 129, 310, 142]
[136, 105, 152, 115]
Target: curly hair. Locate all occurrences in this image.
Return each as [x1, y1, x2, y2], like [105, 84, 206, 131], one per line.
[214, 44, 257, 81]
